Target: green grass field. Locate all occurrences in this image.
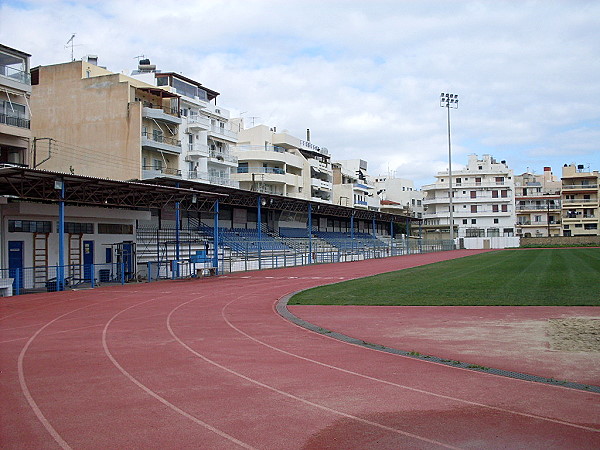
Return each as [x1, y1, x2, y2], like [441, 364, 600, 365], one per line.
[289, 249, 600, 306]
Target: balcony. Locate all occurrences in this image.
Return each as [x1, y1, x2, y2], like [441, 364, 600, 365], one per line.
[0, 113, 30, 129]
[562, 198, 598, 205]
[187, 171, 238, 187]
[208, 149, 238, 165]
[515, 204, 561, 211]
[186, 143, 209, 157]
[207, 124, 237, 142]
[141, 131, 181, 154]
[562, 183, 598, 190]
[142, 166, 181, 180]
[0, 64, 31, 90]
[186, 114, 210, 131]
[142, 102, 182, 125]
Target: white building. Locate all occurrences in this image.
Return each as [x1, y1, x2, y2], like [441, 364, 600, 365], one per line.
[422, 154, 516, 240]
[131, 61, 238, 187]
[232, 124, 333, 202]
[332, 159, 379, 210]
[374, 176, 423, 218]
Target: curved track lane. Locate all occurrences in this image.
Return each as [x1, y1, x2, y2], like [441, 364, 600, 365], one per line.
[1, 250, 599, 449]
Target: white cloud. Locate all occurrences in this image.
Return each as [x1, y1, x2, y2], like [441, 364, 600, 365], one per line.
[1, 0, 599, 187]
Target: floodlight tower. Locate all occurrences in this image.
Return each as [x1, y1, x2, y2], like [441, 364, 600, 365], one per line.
[440, 92, 458, 242]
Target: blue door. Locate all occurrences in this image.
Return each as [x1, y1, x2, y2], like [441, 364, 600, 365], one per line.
[8, 241, 24, 291]
[83, 240, 94, 281]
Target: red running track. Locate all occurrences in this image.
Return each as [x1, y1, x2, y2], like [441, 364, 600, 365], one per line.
[1, 249, 599, 449]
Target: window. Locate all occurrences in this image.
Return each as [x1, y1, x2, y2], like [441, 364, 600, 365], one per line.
[493, 218, 499, 224]
[62, 222, 94, 234]
[471, 219, 477, 224]
[501, 190, 508, 198]
[475, 177, 482, 185]
[463, 219, 468, 224]
[492, 190, 498, 198]
[584, 224, 598, 230]
[153, 159, 163, 170]
[8, 220, 51, 233]
[98, 224, 133, 234]
[487, 228, 500, 237]
[495, 177, 504, 184]
[470, 191, 476, 198]
[503, 228, 514, 237]
[471, 205, 477, 213]
[534, 215, 542, 223]
[153, 129, 163, 142]
[492, 205, 499, 213]
[501, 205, 508, 212]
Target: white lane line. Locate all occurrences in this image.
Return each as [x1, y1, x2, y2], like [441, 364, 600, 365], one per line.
[102, 297, 255, 450]
[18, 303, 100, 450]
[219, 297, 600, 433]
[167, 298, 458, 450]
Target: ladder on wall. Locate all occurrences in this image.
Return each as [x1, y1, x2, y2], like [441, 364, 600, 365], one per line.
[68, 233, 83, 282]
[33, 233, 49, 288]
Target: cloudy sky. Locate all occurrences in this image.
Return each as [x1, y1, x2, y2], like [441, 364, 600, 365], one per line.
[1, 0, 599, 187]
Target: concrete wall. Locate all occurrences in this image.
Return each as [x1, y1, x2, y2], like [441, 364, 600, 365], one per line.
[521, 236, 600, 247]
[31, 61, 143, 180]
[460, 236, 520, 249]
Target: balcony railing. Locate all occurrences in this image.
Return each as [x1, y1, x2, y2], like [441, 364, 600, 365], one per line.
[209, 124, 237, 140]
[562, 198, 598, 204]
[187, 143, 209, 156]
[208, 149, 238, 163]
[0, 113, 30, 129]
[237, 166, 285, 175]
[516, 204, 560, 211]
[142, 101, 179, 117]
[141, 131, 181, 147]
[562, 183, 598, 190]
[563, 214, 596, 219]
[142, 166, 181, 177]
[187, 171, 238, 187]
[235, 144, 286, 153]
[0, 65, 31, 85]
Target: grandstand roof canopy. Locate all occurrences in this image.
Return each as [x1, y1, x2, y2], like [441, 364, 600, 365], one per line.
[142, 177, 417, 223]
[0, 166, 224, 210]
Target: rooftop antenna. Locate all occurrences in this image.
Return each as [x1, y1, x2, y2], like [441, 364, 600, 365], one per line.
[133, 54, 146, 62]
[65, 34, 78, 61]
[248, 116, 260, 127]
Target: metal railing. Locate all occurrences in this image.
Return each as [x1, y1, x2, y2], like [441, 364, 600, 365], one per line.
[0, 113, 30, 129]
[208, 149, 238, 163]
[0, 65, 31, 84]
[141, 131, 181, 146]
[142, 101, 179, 117]
[1, 236, 455, 296]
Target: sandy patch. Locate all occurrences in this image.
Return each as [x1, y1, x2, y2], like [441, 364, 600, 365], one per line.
[547, 317, 600, 352]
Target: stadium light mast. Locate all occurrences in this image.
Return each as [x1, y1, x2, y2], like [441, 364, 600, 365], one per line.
[440, 92, 458, 242]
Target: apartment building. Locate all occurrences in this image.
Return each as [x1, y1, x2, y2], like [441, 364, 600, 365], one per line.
[130, 61, 238, 187]
[233, 124, 333, 202]
[30, 58, 182, 181]
[374, 176, 424, 218]
[0, 44, 31, 167]
[422, 154, 515, 239]
[561, 163, 599, 236]
[332, 159, 379, 210]
[514, 167, 562, 237]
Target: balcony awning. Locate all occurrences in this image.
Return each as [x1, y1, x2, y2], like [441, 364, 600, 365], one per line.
[137, 87, 180, 99]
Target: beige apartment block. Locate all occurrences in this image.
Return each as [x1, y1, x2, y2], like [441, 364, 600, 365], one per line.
[30, 58, 182, 181]
[514, 167, 561, 237]
[332, 159, 379, 210]
[233, 124, 332, 202]
[561, 163, 599, 236]
[0, 44, 32, 167]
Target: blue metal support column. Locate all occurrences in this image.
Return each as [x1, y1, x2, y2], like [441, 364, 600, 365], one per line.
[405, 217, 411, 254]
[350, 213, 355, 257]
[213, 199, 219, 274]
[257, 195, 263, 270]
[372, 217, 376, 238]
[307, 203, 312, 264]
[390, 220, 394, 255]
[57, 179, 65, 291]
[175, 183, 181, 278]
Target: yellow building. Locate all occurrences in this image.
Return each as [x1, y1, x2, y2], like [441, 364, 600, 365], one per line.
[561, 164, 599, 236]
[30, 58, 182, 181]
